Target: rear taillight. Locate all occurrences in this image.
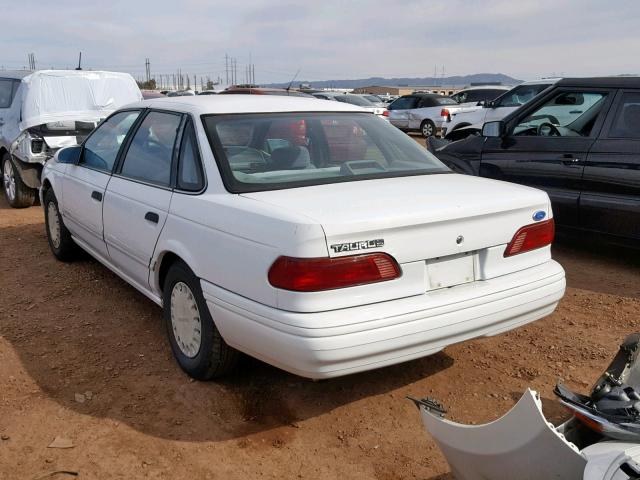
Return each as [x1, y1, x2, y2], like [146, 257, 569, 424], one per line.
[440, 108, 450, 118]
[504, 219, 555, 257]
[268, 253, 401, 292]
[382, 110, 389, 117]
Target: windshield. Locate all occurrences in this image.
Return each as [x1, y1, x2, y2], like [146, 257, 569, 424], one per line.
[202, 112, 449, 193]
[494, 83, 551, 108]
[364, 95, 382, 103]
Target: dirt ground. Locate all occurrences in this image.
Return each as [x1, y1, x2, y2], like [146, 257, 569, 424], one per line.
[1, 186, 639, 480]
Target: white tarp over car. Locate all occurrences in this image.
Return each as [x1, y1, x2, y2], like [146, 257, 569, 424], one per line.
[6, 70, 142, 140]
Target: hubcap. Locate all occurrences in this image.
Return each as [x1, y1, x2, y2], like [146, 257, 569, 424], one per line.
[47, 202, 61, 249]
[423, 123, 434, 137]
[170, 282, 202, 358]
[3, 160, 16, 202]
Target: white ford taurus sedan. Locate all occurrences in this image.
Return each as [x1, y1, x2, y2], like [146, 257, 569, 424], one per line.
[40, 95, 565, 380]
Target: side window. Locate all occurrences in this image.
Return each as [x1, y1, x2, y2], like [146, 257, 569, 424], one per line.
[82, 111, 140, 172]
[513, 91, 608, 137]
[0, 79, 19, 108]
[609, 92, 640, 139]
[465, 91, 483, 103]
[177, 121, 205, 191]
[120, 111, 182, 187]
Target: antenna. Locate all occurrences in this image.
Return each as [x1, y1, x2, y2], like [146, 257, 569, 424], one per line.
[286, 69, 301, 92]
[75, 52, 82, 70]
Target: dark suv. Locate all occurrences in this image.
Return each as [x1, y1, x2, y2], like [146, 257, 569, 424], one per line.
[434, 77, 640, 245]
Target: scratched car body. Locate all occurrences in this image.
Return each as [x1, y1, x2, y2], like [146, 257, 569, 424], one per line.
[40, 95, 565, 380]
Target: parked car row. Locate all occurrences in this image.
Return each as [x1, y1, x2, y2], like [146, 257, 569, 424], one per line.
[442, 79, 559, 140]
[385, 85, 515, 138]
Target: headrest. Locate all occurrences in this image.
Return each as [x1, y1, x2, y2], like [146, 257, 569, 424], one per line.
[270, 146, 311, 170]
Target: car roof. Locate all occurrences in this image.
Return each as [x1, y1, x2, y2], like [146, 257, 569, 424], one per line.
[125, 94, 368, 115]
[519, 78, 560, 86]
[557, 76, 640, 89]
[404, 93, 443, 98]
[457, 85, 512, 92]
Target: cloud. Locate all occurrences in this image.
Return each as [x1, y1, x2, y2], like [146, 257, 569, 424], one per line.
[1, 0, 638, 83]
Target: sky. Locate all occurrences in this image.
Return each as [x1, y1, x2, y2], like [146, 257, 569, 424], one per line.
[1, 0, 638, 85]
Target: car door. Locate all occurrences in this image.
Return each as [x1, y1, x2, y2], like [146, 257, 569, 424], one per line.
[61, 110, 142, 259]
[102, 110, 183, 290]
[387, 96, 418, 129]
[480, 88, 615, 228]
[580, 90, 640, 241]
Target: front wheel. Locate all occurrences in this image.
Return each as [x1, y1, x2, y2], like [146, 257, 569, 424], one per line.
[420, 119, 436, 138]
[44, 188, 78, 261]
[2, 154, 36, 208]
[163, 261, 239, 380]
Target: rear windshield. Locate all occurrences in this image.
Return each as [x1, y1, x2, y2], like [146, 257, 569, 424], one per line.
[334, 95, 373, 106]
[202, 112, 449, 193]
[435, 97, 458, 106]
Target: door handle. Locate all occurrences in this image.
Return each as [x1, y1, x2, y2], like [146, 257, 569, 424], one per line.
[91, 191, 102, 202]
[145, 212, 159, 224]
[561, 154, 582, 165]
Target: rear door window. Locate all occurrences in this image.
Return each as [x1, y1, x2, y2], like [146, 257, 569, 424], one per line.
[389, 96, 417, 110]
[176, 120, 205, 191]
[608, 92, 640, 139]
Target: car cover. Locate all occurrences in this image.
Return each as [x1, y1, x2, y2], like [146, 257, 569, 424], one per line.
[3, 70, 142, 144]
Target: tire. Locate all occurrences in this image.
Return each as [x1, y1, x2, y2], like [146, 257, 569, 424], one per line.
[2, 154, 36, 208]
[163, 261, 239, 380]
[420, 119, 436, 138]
[43, 188, 78, 261]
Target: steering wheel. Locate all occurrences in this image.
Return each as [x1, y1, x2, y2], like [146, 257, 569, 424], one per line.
[537, 122, 561, 137]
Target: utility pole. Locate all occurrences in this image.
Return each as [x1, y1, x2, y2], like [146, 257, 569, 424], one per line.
[225, 54, 229, 85]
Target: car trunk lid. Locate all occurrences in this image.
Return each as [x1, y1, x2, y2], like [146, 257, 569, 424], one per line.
[242, 173, 549, 264]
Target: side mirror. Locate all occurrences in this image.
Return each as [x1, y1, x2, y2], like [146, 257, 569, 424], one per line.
[55, 145, 81, 164]
[477, 100, 486, 107]
[482, 121, 505, 138]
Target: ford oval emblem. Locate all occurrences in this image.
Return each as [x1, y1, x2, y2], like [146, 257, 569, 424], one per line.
[533, 211, 546, 221]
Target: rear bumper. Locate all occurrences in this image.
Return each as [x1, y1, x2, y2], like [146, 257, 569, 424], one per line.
[202, 260, 565, 379]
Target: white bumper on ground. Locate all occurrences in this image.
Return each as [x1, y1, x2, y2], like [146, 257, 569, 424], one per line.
[202, 260, 565, 379]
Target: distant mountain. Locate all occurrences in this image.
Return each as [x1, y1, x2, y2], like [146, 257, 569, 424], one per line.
[265, 73, 521, 89]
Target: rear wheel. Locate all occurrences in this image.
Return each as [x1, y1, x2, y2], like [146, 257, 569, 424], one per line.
[420, 119, 436, 138]
[2, 154, 36, 208]
[163, 261, 239, 380]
